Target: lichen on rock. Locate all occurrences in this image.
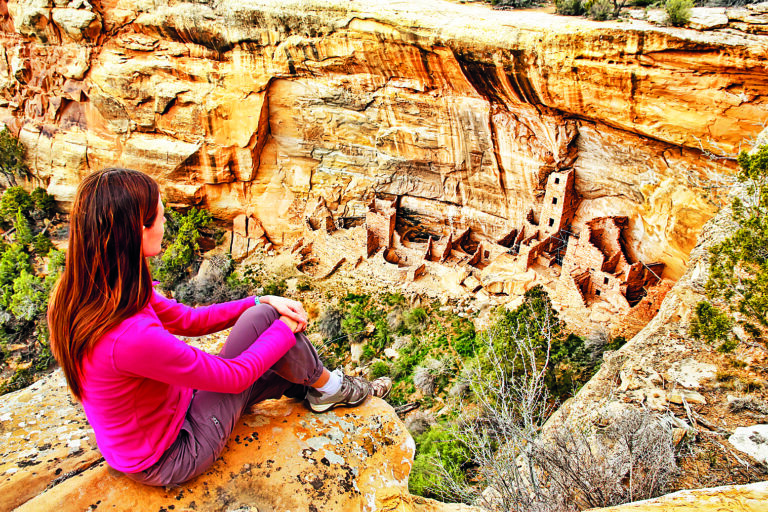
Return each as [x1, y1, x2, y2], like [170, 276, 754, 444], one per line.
[2, 369, 475, 512]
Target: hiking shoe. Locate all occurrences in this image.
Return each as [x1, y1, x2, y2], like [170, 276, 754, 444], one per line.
[370, 377, 392, 400]
[306, 372, 371, 412]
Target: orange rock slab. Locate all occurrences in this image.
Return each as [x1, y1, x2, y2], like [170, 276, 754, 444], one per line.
[8, 370, 473, 512]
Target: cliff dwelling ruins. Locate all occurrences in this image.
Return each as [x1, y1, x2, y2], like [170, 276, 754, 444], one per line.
[234, 168, 674, 337]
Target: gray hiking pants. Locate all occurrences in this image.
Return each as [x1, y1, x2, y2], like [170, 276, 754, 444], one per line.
[125, 304, 324, 486]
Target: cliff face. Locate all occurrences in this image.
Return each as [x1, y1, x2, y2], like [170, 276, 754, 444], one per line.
[2, 0, 768, 335]
[2, 0, 767, 278]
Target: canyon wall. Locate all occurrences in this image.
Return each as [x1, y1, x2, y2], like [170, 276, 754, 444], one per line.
[1, 0, 767, 281]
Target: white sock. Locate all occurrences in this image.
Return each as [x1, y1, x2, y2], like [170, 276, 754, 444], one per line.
[315, 369, 342, 396]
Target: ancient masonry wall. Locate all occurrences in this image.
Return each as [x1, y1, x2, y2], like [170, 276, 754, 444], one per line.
[294, 168, 672, 335]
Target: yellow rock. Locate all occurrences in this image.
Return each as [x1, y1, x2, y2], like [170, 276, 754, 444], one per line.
[4, 371, 477, 512]
[587, 481, 768, 512]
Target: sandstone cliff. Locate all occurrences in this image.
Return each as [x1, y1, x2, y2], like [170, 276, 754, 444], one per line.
[2, 0, 767, 285]
[0, 368, 477, 512]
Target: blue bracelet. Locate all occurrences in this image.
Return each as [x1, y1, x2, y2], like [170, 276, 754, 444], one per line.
[254, 296, 260, 305]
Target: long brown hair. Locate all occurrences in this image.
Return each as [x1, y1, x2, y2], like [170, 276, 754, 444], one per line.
[49, 168, 160, 400]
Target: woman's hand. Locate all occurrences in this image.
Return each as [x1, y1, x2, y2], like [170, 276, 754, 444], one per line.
[261, 295, 308, 332]
[278, 315, 300, 333]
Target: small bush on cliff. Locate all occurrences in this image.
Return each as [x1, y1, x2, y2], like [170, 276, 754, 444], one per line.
[0, 189, 61, 395]
[154, 206, 212, 290]
[588, 0, 615, 20]
[30, 187, 55, 220]
[487, 0, 538, 7]
[0, 187, 33, 225]
[697, 144, 768, 345]
[556, 0, 585, 16]
[409, 425, 471, 499]
[689, 301, 733, 343]
[0, 127, 28, 187]
[665, 0, 693, 26]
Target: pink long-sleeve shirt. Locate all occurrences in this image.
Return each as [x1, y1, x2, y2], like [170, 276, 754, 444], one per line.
[80, 291, 296, 473]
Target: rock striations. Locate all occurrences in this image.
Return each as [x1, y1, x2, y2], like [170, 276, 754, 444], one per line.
[1, 0, 767, 282]
[2, 0, 768, 335]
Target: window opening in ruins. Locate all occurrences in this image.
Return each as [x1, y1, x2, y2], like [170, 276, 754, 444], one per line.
[548, 218, 554, 227]
[554, 177, 560, 184]
[460, 235, 480, 255]
[396, 208, 441, 245]
[604, 277, 609, 285]
[552, 197, 558, 205]
[339, 216, 365, 229]
[596, 290, 601, 296]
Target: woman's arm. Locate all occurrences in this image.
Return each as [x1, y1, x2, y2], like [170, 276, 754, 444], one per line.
[112, 316, 296, 393]
[150, 291, 256, 336]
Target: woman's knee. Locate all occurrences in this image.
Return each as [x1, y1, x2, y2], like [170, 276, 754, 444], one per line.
[241, 303, 280, 324]
[220, 304, 282, 359]
[272, 333, 325, 385]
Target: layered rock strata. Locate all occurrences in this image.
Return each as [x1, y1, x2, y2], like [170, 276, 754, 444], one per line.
[1, 0, 767, 287]
[1, 0, 768, 338]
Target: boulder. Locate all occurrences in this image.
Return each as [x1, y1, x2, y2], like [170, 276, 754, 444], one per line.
[729, 425, 768, 465]
[688, 8, 729, 30]
[3, 370, 476, 512]
[51, 7, 101, 43]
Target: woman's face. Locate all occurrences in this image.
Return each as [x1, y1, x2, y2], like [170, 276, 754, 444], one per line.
[141, 197, 166, 258]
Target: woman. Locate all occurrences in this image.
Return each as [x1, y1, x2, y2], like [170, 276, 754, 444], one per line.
[48, 167, 390, 486]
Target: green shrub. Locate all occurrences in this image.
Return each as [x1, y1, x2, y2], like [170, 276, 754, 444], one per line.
[665, 0, 693, 26]
[383, 292, 406, 306]
[360, 343, 376, 363]
[32, 233, 52, 256]
[262, 278, 287, 297]
[13, 209, 33, 248]
[409, 425, 471, 499]
[46, 249, 65, 275]
[30, 187, 55, 219]
[371, 318, 391, 350]
[155, 207, 212, 289]
[403, 307, 429, 334]
[0, 187, 62, 396]
[588, 0, 614, 19]
[0, 243, 32, 307]
[0, 187, 32, 224]
[707, 146, 768, 323]
[0, 367, 33, 394]
[370, 361, 390, 378]
[342, 303, 368, 342]
[451, 317, 477, 357]
[8, 270, 46, 321]
[296, 278, 312, 291]
[690, 301, 733, 342]
[717, 338, 739, 353]
[556, 0, 585, 15]
[0, 127, 28, 187]
[607, 335, 627, 351]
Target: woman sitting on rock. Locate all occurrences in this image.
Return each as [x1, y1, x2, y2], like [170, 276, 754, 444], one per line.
[48, 167, 391, 486]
